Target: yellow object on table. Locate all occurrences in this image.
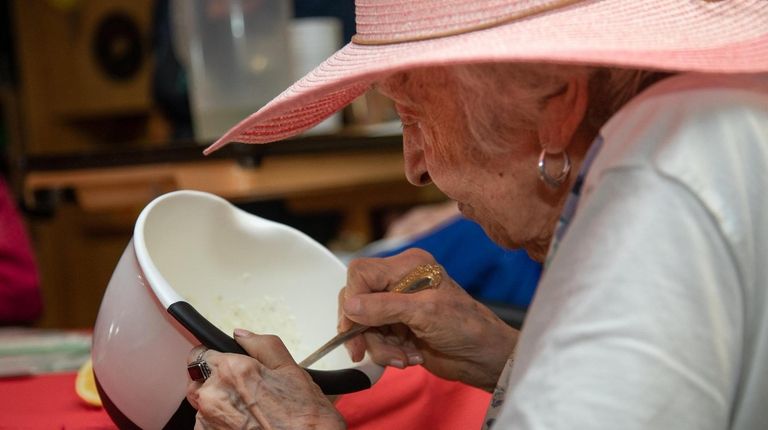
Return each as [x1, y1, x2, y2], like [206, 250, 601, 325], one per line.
[75, 358, 102, 407]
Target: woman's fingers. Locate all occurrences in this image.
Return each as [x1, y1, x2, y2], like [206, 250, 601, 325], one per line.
[338, 286, 366, 362]
[233, 329, 296, 369]
[186, 381, 201, 410]
[362, 329, 423, 368]
[339, 248, 439, 362]
[195, 381, 257, 429]
[363, 330, 408, 368]
[343, 334, 367, 363]
[193, 415, 207, 430]
[345, 248, 436, 296]
[185, 337, 345, 429]
[341, 298, 428, 364]
[342, 289, 437, 328]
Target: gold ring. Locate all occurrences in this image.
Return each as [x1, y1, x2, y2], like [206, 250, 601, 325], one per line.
[393, 263, 443, 293]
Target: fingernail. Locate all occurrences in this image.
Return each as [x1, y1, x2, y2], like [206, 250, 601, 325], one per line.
[345, 345, 357, 362]
[389, 359, 405, 369]
[407, 353, 423, 365]
[233, 328, 253, 338]
[343, 297, 362, 315]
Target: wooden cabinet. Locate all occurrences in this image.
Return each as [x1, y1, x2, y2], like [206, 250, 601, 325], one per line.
[12, 0, 157, 156]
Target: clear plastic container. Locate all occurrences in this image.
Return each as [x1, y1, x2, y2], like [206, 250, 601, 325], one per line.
[172, 0, 293, 142]
[288, 17, 343, 136]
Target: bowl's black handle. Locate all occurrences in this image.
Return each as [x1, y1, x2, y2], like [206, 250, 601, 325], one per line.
[167, 301, 372, 395]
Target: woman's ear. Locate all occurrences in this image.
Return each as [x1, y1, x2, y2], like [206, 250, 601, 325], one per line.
[537, 74, 589, 153]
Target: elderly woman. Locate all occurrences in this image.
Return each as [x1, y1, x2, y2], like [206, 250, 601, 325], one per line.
[186, 1, 768, 428]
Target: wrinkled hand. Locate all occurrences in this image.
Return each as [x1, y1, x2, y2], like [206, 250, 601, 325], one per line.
[339, 248, 518, 392]
[186, 331, 345, 430]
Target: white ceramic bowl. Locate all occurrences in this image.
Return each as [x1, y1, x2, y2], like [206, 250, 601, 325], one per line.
[92, 190, 383, 429]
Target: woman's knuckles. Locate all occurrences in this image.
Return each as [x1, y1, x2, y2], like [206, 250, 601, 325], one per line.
[195, 388, 226, 414]
[346, 258, 388, 292]
[186, 387, 201, 410]
[259, 334, 287, 351]
[213, 357, 259, 384]
[367, 344, 406, 367]
[398, 248, 435, 264]
[346, 249, 438, 295]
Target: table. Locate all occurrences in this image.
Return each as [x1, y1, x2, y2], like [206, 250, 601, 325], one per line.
[0, 372, 115, 429]
[1, 366, 490, 429]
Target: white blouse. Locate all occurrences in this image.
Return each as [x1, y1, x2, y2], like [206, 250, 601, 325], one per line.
[490, 73, 768, 430]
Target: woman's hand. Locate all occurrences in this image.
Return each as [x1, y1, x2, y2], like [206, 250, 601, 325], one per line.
[339, 248, 518, 392]
[186, 331, 345, 430]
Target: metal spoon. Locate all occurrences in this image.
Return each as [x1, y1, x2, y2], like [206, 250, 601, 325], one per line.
[299, 264, 442, 368]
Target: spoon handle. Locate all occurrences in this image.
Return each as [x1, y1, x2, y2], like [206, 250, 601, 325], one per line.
[298, 264, 442, 368]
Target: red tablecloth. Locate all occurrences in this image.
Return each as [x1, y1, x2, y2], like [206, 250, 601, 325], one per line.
[0, 367, 490, 429]
[0, 372, 116, 429]
[339, 366, 491, 430]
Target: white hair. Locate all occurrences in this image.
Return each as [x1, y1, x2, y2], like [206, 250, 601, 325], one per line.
[447, 63, 666, 154]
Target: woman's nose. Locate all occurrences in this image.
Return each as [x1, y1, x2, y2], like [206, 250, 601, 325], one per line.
[403, 138, 432, 186]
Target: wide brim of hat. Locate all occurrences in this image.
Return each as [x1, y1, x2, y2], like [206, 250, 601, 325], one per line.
[205, 0, 768, 154]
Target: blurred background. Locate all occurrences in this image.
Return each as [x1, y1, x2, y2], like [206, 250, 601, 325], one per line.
[0, 0, 450, 329]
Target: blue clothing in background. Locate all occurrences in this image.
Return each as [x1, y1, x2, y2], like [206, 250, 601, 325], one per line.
[377, 218, 541, 308]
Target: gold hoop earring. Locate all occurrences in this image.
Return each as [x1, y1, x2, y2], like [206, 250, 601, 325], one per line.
[537, 149, 571, 188]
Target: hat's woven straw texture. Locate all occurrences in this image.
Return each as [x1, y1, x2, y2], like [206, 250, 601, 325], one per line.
[205, 0, 768, 153]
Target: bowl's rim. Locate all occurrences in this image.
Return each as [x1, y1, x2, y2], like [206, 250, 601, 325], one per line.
[132, 189, 350, 307]
[132, 190, 211, 307]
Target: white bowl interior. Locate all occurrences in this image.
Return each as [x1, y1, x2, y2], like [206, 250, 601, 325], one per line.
[138, 190, 352, 369]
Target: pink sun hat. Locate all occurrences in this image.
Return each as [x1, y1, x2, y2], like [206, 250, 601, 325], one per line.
[204, 0, 768, 154]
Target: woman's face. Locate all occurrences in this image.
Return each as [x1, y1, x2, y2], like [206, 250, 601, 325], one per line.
[378, 68, 570, 261]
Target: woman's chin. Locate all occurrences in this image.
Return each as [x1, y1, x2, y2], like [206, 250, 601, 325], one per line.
[479, 224, 548, 262]
[522, 246, 547, 263]
[457, 202, 546, 259]
[496, 239, 547, 262]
